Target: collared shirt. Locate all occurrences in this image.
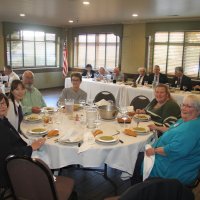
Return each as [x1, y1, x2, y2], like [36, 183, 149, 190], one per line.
[136, 75, 144, 85]
[6, 99, 21, 131]
[21, 87, 46, 114]
[8, 71, 20, 87]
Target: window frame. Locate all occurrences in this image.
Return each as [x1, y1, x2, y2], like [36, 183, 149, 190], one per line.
[150, 31, 200, 79]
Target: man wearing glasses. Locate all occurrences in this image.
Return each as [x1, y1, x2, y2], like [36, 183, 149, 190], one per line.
[58, 72, 87, 104]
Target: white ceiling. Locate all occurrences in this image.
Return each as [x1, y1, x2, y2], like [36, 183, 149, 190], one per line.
[0, 0, 200, 27]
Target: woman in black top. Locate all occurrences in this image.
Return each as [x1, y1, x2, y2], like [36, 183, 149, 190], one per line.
[0, 93, 45, 193]
[82, 64, 95, 78]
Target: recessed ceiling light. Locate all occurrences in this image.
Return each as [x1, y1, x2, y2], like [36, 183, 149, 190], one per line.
[83, 1, 90, 5]
[68, 20, 74, 23]
[20, 13, 26, 17]
[132, 14, 138, 17]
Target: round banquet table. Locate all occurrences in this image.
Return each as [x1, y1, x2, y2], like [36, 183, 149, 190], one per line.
[21, 109, 154, 176]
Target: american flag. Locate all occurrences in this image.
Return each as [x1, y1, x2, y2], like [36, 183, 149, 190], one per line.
[62, 42, 68, 77]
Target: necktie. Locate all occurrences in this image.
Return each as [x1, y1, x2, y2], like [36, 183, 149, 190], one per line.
[177, 78, 181, 86]
[137, 76, 142, 84]
[18, 105, 23, 132]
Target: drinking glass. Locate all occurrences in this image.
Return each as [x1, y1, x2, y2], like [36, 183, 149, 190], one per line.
[57, 99, 65, 110]
[144, 81, 148, 86]
[79, 99, 86, 108]
[183, 86, 187, 91]
[65, 99, 74, 116]
[86, 107, 97, 129]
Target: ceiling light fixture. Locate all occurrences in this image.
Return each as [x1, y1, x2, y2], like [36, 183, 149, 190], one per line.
[83, 1, 90, 5]
[20, 13, 26, 17]
[132, 14, 138, 17]
[68, 20, 74, 23]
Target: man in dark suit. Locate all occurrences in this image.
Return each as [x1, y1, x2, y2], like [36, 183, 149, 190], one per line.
[148, 65, 168, 84]
[172, 67, 192, 91]
[135, 67, 148, 85]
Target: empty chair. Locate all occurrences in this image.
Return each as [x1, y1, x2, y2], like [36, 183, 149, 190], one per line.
[94, 91, 116, 104]
[130, 95, 150, 110]
[6, 155, 76, 200]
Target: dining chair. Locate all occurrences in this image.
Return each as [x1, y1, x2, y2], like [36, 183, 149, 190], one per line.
[94, 91, 116, 104]
[130, 95, 150, 110]
[105, 177, 194, 200]
[6, 155, 77, 200]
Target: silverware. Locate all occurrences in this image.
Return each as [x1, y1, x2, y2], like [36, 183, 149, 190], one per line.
[112, 131, 120, 136]
[78, 143, 82, 147]
[119, 139, 124, 143]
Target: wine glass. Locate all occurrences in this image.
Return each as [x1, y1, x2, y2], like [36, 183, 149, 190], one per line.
[79, 99, 86, 109]
[57, 99, 65, 110]
[183, 86, 187, 91]
[94, 109, 101, 130]
[119, 106, 128, 129]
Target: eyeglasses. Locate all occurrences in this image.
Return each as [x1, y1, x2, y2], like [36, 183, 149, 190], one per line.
[180, 104, 194, 109]
[71, 79, 80, 82]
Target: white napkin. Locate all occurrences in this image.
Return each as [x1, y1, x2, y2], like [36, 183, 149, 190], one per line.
[143, 144, 155, 181]
[127, 106, 134, 112]
[95, 99, 111, 107]
[78, 132, 95, 153]
[59, 128, 82, 142]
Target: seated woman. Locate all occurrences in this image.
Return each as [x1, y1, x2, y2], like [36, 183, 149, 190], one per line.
[82, 64, 95, 78]
[58, 72, 87, 104]
[136, 84, 181, 127]
[0, 93, 45, 197]
[132, 94, 200, 185]
[6, 80, 25, 132]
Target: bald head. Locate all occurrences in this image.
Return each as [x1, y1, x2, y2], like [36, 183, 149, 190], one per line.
[22, 71, 34, 90]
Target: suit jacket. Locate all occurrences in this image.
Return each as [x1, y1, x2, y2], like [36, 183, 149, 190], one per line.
[135, 74, 148, 85]
[148, 73, 168, 84]
[172, 75, 192, 91]
[0, 118, 32, 187]
[82, 70, 95, 78]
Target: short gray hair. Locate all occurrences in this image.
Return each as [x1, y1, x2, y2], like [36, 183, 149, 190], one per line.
[183, 95, 200, 112]
[175, 67, 183, 73]
[138, 67, 146, 73]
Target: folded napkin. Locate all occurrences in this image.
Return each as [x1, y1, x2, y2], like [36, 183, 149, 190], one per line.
[143, 144, 155, 181]
[59, 128, 82, 142]
[127, 106, 134, 112]
[95, 99, 111, 107]
[78, 132, 95, 153]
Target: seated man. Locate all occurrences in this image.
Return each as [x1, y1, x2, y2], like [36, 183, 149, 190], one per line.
[112, 67, 124, 82]
[148, 65, 168, 84]
[135, 67, 148, 85]
[21, 71, 46, 114]
[172, 67, 192, 91]
[58, 72, 87, 104]
[82, 64, 96, 78]
[95, 67, 109, 81]
[4, 65, 20, 87]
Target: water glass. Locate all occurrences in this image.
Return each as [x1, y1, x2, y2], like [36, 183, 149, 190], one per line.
[65, 99, 74, 115]
[79, 99, 86, 108]
[144, 81, 148, 86]
[86, 107, 97, 129]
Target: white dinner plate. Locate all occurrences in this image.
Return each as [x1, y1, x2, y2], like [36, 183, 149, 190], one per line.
[95, 135, 118, 143]
[28, 127, 48, 136]
[24, 114, 42, 123]
[42, 107, 56, 113]
[134, 114, 151, 121]
[58, 135, 83, 145]
[132, 126, 150, 135]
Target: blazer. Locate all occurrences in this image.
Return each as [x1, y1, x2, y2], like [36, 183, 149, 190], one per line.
[135, 74, 148, 85]
[82, 70, 95, 78]
[0, 118, 32, 187]
[148, 73, 168, 84]
[172, 75, 192, 91]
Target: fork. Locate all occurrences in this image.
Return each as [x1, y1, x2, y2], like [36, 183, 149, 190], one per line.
[112, 131, 120, 136]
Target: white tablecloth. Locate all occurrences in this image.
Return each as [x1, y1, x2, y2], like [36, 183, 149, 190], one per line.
[65, 78, 188, 106]
[21, 110, 154, 175]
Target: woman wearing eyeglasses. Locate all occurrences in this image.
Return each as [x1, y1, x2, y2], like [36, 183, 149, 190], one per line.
[0, 93, 45, 197]
[133, 94, 200, 185]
